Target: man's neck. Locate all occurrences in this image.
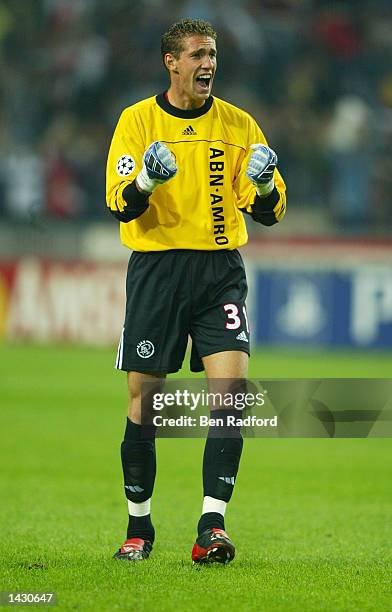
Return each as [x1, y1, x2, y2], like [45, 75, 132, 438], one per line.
[166, 88, 206, 111]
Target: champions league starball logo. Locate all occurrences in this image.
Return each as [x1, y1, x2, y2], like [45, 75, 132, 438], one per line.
[116, 154, 135, 176]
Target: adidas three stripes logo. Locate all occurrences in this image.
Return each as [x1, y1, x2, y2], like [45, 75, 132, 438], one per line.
[125, 485, 144, 493]
[218, 476, 236, 485]
[182, 125, 197, 135]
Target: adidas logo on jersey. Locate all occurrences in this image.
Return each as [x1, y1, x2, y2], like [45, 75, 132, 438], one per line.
[236, 331, 248, 342]
[182, 125, 197, 135]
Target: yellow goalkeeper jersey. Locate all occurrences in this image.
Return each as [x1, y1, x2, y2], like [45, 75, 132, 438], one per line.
[106, 93, 286, 251]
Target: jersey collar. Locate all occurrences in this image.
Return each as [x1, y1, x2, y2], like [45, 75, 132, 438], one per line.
[156, 92, 213, 118]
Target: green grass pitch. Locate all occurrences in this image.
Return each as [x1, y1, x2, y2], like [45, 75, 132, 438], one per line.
[0, 344, 391, 611]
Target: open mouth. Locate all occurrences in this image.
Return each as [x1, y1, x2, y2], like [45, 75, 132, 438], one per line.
[195, 74, 212, 92]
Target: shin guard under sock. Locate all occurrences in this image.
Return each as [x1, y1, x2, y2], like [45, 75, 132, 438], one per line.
[199, 410, 243, 533]
[121, 418, 156, 542]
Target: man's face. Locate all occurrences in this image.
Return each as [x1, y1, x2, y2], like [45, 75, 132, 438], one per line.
[167, 35, 217, 106]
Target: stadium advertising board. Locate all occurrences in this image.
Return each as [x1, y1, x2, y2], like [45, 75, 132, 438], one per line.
[0, 258, 125, 344]
[0, 257, 391, 348]
[255, 267, 392, 348]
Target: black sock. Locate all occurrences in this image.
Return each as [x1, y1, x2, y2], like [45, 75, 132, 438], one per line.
[202, 410, 243, 503]
[127, 514, 155, 543]
[197, 512, 225, 536]
[121, 418, 156, 543]
[198, 410, 243, 535]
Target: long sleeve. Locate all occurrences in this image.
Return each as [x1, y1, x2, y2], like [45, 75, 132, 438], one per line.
[233, 114, 286, 226]
[106, 109, 149, 222]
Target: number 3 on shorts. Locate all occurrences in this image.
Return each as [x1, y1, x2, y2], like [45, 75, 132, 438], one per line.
[223, 303, 249, 331]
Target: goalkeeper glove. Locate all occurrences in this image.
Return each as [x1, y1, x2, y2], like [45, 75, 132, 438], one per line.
[246, 144, 277, 196]
[136, 141, 177, 193]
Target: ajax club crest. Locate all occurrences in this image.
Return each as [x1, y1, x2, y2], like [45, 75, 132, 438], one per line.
[136, 340, 155, 359]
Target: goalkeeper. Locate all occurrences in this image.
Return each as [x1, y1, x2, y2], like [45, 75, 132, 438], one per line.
[106, 18, 286, 565]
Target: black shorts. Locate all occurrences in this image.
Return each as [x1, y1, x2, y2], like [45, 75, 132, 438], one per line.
[115, 249, 250, 374]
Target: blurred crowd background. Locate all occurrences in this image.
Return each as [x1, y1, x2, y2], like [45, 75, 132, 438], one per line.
[0, 0, 391, 234]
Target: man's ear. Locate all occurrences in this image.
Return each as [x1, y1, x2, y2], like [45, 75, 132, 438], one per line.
[165, 53, 179, 74]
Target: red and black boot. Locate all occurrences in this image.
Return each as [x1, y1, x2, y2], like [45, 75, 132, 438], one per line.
[113, 538, 152, 561]
[192, 528, 235, 564]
